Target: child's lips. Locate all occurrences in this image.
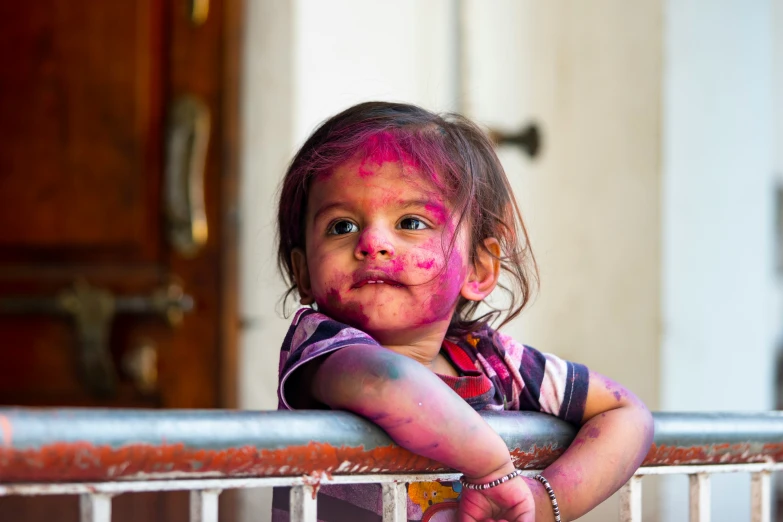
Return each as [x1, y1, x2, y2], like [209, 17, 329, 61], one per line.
[352, 273, 404, 288]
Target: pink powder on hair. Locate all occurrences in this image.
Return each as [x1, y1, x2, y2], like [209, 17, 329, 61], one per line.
[366, 133, 402, 165]
[357, 132, 424, 178]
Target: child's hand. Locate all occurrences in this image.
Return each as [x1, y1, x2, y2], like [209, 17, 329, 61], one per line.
[458, 475, 536, 522]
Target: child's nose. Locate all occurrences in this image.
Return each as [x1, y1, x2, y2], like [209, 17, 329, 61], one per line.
[355, 228, 395, 259]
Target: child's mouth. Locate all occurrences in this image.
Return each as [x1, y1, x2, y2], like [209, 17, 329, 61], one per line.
[365, 280, 402, 286]
[354, 277, 404, 288]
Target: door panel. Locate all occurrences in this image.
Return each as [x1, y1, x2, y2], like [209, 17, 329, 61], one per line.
[0, 1, 161, 259]
[0, 0, 241, 520]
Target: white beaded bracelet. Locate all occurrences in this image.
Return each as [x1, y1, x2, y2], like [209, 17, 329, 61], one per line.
[459, 468, 524, 490]
[534, 474, 562, 522]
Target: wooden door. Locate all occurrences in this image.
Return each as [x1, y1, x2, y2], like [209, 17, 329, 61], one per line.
[0, 0, 241, 520]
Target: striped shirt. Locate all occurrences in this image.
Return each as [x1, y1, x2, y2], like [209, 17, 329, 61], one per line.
[273, 308, 589, 521]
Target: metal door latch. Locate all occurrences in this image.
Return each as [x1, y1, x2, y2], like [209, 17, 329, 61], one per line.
[487, 122, 542, 159]
[0, 280, 194, 397]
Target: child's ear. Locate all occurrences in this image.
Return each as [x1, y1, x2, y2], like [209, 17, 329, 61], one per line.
[460, 238, 501, 302]
[291, 248, 315, 305]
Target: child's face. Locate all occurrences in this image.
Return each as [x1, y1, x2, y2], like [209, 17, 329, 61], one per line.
[294, 156, 474, 345]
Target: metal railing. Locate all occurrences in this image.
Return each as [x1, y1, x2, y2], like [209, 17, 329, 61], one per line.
[0, 408, 781, 521]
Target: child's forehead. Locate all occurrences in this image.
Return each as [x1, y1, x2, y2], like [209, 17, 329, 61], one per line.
[305, 159, 459, 225]
[314, 157, 442, 196]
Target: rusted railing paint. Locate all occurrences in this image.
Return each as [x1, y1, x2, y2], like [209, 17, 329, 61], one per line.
[0, 409, 781, 483]
[0, 409, 574, 482]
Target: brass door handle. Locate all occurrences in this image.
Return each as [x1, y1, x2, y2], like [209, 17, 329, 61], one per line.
[189, 0, 209, 25]
[0, 281, 193, 397]
[165, 95, 211, 257]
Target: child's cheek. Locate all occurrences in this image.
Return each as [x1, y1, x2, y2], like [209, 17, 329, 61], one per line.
[415, 258, 436, 271]
[408, 238, 447, 275]
[314, 279, 371, 329]
[417, 250, 468, 324]
[386, 256, 406, 274]
[437, 250, 468, 295]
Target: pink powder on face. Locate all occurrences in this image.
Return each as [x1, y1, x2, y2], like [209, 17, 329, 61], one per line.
[304, 147, 474, 337]
[415, 258, 435, 270]
[424, 203, 449, 225]
[319, 287, 370, 330]
[358, 160, 376, 178]
[387, 257, 405, 274]
[413, 247, 466, 326]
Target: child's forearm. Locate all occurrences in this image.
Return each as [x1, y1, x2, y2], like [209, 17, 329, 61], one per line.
[536, 400, 654, 521]
[311, 344, 515, 479]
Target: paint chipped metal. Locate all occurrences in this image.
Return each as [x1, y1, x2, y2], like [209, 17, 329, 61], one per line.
[0, 409, 780, 483]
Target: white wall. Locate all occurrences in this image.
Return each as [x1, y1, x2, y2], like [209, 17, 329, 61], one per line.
[661, 1, 776, 521]
[292, 0, 457, 143]
[238, 1, 295, 519]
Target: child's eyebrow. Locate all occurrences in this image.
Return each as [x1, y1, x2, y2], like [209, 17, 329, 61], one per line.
[398, 199, 442, 211]
[311, 202, 349, 223]
[399, 199, 449, 222]
[311, 199, 449, 222]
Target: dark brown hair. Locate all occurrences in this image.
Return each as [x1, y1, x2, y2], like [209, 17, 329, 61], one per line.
[276, 101, 537, 335]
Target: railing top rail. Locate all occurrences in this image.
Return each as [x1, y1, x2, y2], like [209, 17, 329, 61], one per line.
[0, 408, 781, 483]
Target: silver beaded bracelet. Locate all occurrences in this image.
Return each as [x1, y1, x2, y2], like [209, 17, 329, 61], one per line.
[534, 474, 562, 522]
[459, 468, 524, 490]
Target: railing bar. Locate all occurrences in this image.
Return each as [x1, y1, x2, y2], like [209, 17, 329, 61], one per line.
[636, 463, 783, 475]
[689, 473, 710, 522]
[619, 475, 642, 522]
[382, 482, 407, 522]
[4, 463, 783, 496]
[79, 493, 112, 522]
[290, 485, 317, 522]
[190, 489, 221, 522]
[750, 471, 771, 522]
[0, 473, 464, 496]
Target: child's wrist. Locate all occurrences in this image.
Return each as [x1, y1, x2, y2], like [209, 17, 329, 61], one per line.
[523, 476, 559, 522]
[462, 459, 517, 485]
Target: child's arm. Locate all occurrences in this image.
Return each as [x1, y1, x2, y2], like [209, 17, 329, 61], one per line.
[306, 344, 652, 521]
[523, 371, 654, 521]
[309, 344, 520, 481]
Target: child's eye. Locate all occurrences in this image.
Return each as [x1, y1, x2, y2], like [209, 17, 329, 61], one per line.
[398, 217, 428, 230]
[327, 220, 359, 235]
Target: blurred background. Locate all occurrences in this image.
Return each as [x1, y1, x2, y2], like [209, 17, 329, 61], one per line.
[0, 1, 781, 521]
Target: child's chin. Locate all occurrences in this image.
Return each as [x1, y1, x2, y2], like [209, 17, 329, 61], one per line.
[360, 321, 434, 346]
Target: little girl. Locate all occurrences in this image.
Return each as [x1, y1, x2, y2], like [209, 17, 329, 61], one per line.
[272, 101, 653, 521]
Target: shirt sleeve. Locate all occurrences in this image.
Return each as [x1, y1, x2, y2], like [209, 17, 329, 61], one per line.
[493, 330, 590, 425]
[277, 308, 379, 410]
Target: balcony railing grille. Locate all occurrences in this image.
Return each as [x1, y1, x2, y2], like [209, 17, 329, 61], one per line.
[0, 409, 781, 522]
